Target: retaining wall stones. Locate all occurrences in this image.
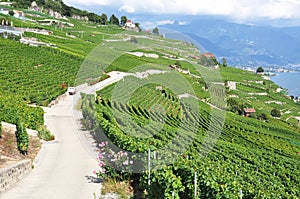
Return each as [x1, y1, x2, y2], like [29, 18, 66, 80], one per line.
[0, 159, 32, 193]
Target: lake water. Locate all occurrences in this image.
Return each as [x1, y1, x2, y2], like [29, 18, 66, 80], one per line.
[270, 72, 300, 97]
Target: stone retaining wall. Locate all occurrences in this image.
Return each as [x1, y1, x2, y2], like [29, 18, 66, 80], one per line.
[0, 160, 32, 193]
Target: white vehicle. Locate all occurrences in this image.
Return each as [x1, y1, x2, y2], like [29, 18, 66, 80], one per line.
[67, 87, 76, 95]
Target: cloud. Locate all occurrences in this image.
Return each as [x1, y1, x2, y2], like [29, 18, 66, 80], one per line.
[156, 20, 175, 26]
[64, 0, 300, 20]
[178, 21, 189, 25]
[118, 5, 135, 13]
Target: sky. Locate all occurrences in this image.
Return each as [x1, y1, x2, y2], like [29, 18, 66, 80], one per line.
[64, 0, 300, 28]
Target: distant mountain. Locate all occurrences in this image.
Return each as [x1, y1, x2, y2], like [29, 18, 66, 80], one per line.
[160, 18, 300, 68]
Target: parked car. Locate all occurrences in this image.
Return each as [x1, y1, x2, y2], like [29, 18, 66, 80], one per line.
[67, 87, 76, 95]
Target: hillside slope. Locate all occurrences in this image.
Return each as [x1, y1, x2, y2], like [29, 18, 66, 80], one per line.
[0, 3, 299, 198]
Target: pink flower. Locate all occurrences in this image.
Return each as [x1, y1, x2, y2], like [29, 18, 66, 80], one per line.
[123, 160, 129, 166]
[99, 141, 107, 148]
[99, 168, 106, 173]
[93, 170, 97, 175]
[98, 161, 105, 167]
[130, 160, 133, 165]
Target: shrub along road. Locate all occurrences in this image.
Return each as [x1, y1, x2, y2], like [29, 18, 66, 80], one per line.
[1, 72, 127, 199]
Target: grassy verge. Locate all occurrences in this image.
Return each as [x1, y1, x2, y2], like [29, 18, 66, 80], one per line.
[101, 178, 133, 199]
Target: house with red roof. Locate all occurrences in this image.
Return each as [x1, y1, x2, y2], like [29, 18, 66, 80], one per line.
[244, 108, 256, 117]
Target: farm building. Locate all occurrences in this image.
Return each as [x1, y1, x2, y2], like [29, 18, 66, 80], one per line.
[0, 6, 9, 15]
[244, 108, 256, 117]
[227, 81, 237, 90]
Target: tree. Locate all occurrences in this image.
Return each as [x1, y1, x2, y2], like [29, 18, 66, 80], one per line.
[256, 67, 264, 73]
[100, 13, 108, 25]
[130, 36, 138, 44]
[88, 12, 100, 23]
[120, 16, 127, 26]
[109, 14, 119, 25]
[227, 98, 246, 115]
[175, 61, 181, 67]
[258, 113, 268, 121]
[153, 27, 159, 35]
[0, 121, 2, 138]
[135, 23, 141, 32]
[271, 108, 281, 118]
[9, 10, 14, 16]
[222, 57, 227, 67]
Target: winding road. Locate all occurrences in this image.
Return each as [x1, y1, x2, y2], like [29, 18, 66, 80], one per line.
[1, 72, 127, 199]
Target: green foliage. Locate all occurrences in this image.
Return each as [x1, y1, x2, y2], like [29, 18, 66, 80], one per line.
[258, 113, 268, 121]
[37, 126, 55, 141]
[143, 166, 185, 199]
[153, 27, 159, 35]
[14, 0, 32, 8]
[222, 57, 227, 67]
[9, 10, 14, 16]
[271, 108, 281, 118]
[100, 13, 108, 25]
[109, 14, 119, 26]
[87, 12, 100, 23]
[14, 0, 92, 19]
[227, 98, 244, 115]
[0, 93, 44, 130]
[175, 61, 181, 67]
[135, 23, 141, 32]
[120, 16, 127, 26]
[0, 37, 81, 106]
[130, 36, 138, 44]
[85, 72, 300, 198]
[256, 66, 264, 73]
[16, 120, 29, 155]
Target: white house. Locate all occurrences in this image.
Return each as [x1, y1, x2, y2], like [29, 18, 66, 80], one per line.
[0, 2, 14, 6]
[227, 81, 237, 90]
[124, 19, 139, 32]
[276, 88, 283, 93]
[0, 6, 9, 15]
[125, 20, 136, 29]
[13, 10, 25, 19]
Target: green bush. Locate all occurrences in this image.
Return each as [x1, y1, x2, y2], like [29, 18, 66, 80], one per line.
[38, 126, 55, 141]
[271, 108, 281, 118]
[16, 121, 29, 155]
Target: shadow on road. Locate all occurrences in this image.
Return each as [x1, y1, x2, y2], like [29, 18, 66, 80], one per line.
[85, 175, 102, 184]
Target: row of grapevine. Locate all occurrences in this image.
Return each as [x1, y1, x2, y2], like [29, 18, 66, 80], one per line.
[0, 93, 44, 129]
[0, 37, 82, 106]
[86, 81, 300, 198]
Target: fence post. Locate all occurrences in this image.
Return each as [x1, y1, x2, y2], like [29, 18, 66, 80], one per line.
[194, 172, 197, 198]
[148, 149, 151, 186]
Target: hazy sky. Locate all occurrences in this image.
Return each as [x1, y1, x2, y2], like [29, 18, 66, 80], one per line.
[64, 0, 300, 27]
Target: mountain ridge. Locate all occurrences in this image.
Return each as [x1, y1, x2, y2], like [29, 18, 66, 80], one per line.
[160, 18, 300, 68]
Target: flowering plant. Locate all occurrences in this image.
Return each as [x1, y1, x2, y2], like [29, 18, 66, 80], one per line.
[94, 141, 134, 180]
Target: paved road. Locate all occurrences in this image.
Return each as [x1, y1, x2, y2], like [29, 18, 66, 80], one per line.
[1, 95, 100, 199]
[1, 72, 128, 199]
